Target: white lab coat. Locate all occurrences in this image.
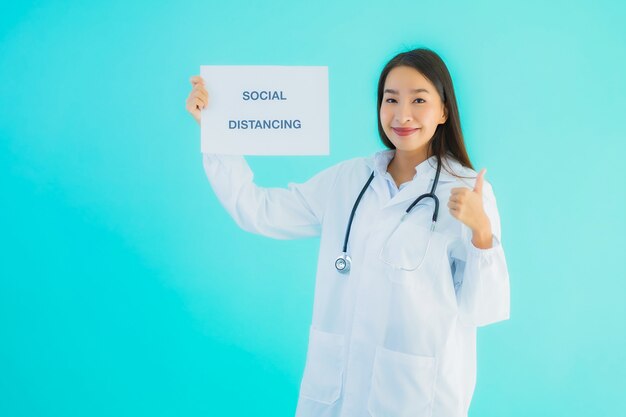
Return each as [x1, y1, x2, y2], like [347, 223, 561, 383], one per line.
[202, 149, 510, 417]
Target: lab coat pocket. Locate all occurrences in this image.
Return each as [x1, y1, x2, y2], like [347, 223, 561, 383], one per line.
[380, 220, 430, 266]
[367, 346, 437, 417]
[380, 220, 443, 286]
[299, 326, 345, 405]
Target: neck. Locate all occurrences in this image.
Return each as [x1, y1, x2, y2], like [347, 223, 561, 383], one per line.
[386, 147, 434, 188]
[389, 147, 431, 174]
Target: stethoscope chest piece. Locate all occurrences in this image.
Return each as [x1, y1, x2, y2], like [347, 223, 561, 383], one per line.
[335, 253, 351, 273]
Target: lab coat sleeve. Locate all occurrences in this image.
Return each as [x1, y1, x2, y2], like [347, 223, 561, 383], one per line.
[449, 181, 511, 328]
[202, 153, 343, 239]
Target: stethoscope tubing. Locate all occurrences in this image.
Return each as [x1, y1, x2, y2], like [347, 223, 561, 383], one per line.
[341, 172, 375, 253]
[336, 156, 443, 274]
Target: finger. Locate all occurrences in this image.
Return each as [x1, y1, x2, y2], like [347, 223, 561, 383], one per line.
[188, 91, 207, 106]
[192, 89, 208, 102]
[192, 84, 209, 100]
[194, 87, 209, 102]
[186, 96, 205, 112]
[449, 190, 466, 201]
[450, 187, 469, 195]
[190, 75, 205, 86]
[186, 99, 199, 114]
[193, 97, 206, 110]
[450, 187, 462, 193]
[186, 94, 201, 106]
[474, 169, 486, 194]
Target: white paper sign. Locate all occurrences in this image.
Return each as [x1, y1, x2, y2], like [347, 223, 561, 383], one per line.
[200, 65, 329, 155]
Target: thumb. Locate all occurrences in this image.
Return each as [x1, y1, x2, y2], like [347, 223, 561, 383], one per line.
[474, 168, 486, 194]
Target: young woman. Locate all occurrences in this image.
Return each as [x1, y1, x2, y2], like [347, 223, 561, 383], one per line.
[186, 48, 510, 417]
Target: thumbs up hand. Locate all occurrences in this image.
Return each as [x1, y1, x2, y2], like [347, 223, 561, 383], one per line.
[447, 168, 493, 248]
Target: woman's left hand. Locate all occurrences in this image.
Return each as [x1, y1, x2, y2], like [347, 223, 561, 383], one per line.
[447, 168, 492, 235]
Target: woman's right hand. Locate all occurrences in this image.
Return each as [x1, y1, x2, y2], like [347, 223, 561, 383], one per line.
[186, 75, 209, 125]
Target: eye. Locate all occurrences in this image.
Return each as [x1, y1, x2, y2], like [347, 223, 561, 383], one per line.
[385, 98, 397, 103]
[414, 98, 425, 103]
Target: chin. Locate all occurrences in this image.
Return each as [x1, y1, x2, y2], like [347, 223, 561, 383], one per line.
[392, 141, 426, 152]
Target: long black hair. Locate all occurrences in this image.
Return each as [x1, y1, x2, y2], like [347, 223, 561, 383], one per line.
[377, 48, 475, 176]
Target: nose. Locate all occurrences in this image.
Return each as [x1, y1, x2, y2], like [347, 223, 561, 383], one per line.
[395, 101, 413, 124]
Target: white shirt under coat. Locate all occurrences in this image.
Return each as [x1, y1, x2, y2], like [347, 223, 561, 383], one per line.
[202, 149, 511, 417]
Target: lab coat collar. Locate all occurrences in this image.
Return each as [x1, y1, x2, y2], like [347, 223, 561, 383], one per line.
[366, 149, 472, 208]
[369, 149, 466, 181]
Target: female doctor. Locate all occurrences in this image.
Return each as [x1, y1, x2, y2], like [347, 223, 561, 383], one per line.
[185, 48, 510, 417]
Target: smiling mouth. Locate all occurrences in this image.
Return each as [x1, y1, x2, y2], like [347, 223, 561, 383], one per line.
[392, 127, 420, 136]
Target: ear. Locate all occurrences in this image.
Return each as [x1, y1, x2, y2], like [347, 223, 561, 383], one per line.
[439, 106, 448, 124]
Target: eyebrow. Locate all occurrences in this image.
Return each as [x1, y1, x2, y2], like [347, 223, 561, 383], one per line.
[384, 88, 430, 94]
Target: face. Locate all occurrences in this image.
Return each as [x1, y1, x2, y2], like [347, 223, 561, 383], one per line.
[379, 66, 448, 156]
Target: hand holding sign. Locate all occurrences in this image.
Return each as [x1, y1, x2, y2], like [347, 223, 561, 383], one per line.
[447, 169, 492, 246]
[186, 76, 209, 125]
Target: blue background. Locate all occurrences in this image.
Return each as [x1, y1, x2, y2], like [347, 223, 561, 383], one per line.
[1, 0, 625, 416]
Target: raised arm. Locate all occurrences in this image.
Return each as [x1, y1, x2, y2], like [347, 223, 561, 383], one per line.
[202, 154, 343, 239]
[448, 180, 511, 327]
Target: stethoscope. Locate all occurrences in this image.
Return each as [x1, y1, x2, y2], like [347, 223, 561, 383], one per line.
[334, 157, 443, 274]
